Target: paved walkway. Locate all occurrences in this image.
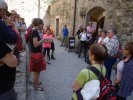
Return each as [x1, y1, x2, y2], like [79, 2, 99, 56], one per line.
[26, 39, 133, 100]
[27, 39, 88, 100]
[15, 52, 26, 100]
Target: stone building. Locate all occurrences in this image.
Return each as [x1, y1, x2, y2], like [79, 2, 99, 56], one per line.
[44, 0, 133, 44]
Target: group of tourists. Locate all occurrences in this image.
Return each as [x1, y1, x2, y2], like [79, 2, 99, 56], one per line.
[72, 22, 133, 100]
[0, 0, 20, 100]
[0, 0, 132, 100]
[0, 0, 57, 99]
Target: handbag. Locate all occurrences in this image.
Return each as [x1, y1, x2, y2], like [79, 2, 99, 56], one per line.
[31, 52, 43, 64]
[30, 52, 46, 71]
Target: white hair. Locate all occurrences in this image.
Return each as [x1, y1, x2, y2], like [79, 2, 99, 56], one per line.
[0, 0, 8, 10]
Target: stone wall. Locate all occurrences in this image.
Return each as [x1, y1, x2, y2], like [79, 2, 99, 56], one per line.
[112, 0, 133, 45]
[44, 0, 133, 44]
[45, 0, 74, 37]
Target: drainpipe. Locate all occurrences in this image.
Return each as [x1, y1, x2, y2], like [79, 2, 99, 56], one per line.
[38, 0, 40, 18]
[73, 0, 77, 36]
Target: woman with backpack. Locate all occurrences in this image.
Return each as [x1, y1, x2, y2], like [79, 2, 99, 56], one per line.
[72, 44, 108, 100]
[116, 42, 133, 100]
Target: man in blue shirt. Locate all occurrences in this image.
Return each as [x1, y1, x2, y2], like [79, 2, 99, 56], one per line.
[61, 25, 69, 46]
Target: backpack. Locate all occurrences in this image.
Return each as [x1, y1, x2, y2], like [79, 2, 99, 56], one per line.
[89, 66, 117, 100]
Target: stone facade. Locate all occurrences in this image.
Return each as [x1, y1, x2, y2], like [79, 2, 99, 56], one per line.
[44, 0, 75, 37]
[44, 0, 133, 44]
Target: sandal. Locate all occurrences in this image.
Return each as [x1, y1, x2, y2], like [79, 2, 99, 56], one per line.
[38, 82, 42, 85]
[31, 82, 42, 85]
[34, 86, 38, 90]
[37, 86, 44, 91]
[34, 86, 44, 91]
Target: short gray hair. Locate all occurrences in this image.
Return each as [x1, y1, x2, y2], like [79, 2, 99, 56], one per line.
[0, 0, 8, 10]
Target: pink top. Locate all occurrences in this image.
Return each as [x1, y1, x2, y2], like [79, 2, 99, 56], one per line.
[86, 26, 95, 34]
[43, 34, 53, 48]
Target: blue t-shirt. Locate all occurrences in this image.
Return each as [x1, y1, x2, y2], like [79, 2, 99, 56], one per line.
[62, 27, 69, 37]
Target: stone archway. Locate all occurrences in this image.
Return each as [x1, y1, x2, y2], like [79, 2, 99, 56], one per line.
[86, 6, 105, 31]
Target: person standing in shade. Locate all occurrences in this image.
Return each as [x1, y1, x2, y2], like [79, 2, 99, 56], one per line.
[86, 22, 95, 35]
[78, 28, 88, 59]
[75, 26, 83, 53]
[104, 29, 119, 79]
[61, 25, 69, 46]
[72, 44, 107, 100]
[116, 42, 133, 100]
[0, 0, 18, 99]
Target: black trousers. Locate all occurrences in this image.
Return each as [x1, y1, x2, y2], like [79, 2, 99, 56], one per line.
[117, 96, 126, 100]
[51, 42, 55, 50]
[79, 41, 87, 58]
[43, 48, 50, 57]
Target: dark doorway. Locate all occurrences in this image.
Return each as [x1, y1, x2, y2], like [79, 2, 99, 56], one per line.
[97, 16, 105, 29]
[86, 7, 105, 32]
[56, 19, 59, 36]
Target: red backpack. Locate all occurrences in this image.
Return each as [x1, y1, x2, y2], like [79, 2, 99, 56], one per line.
[89, 66, 117, 100]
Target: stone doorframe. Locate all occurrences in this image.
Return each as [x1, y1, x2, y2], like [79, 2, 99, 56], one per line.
[85, 6, 106, 30]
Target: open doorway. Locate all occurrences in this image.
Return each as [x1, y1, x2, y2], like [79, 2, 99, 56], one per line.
[56, 19, 59, 36]
[86, 7, 105, 32]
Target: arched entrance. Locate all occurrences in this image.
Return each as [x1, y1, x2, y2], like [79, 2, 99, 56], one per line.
[86, 7, 105, 32]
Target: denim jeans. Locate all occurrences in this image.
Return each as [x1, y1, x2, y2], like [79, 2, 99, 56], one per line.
[104, 56, 117, 79]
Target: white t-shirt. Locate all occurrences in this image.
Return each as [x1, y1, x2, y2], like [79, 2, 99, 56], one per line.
[102, 37, 109, 45]
[116, 60, 124, 81]
[80, 32, 88, 41]
[97, 37, 103, 44]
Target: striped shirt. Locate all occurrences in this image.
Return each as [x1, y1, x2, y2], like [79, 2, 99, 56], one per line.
[105, 36, 119, 57]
